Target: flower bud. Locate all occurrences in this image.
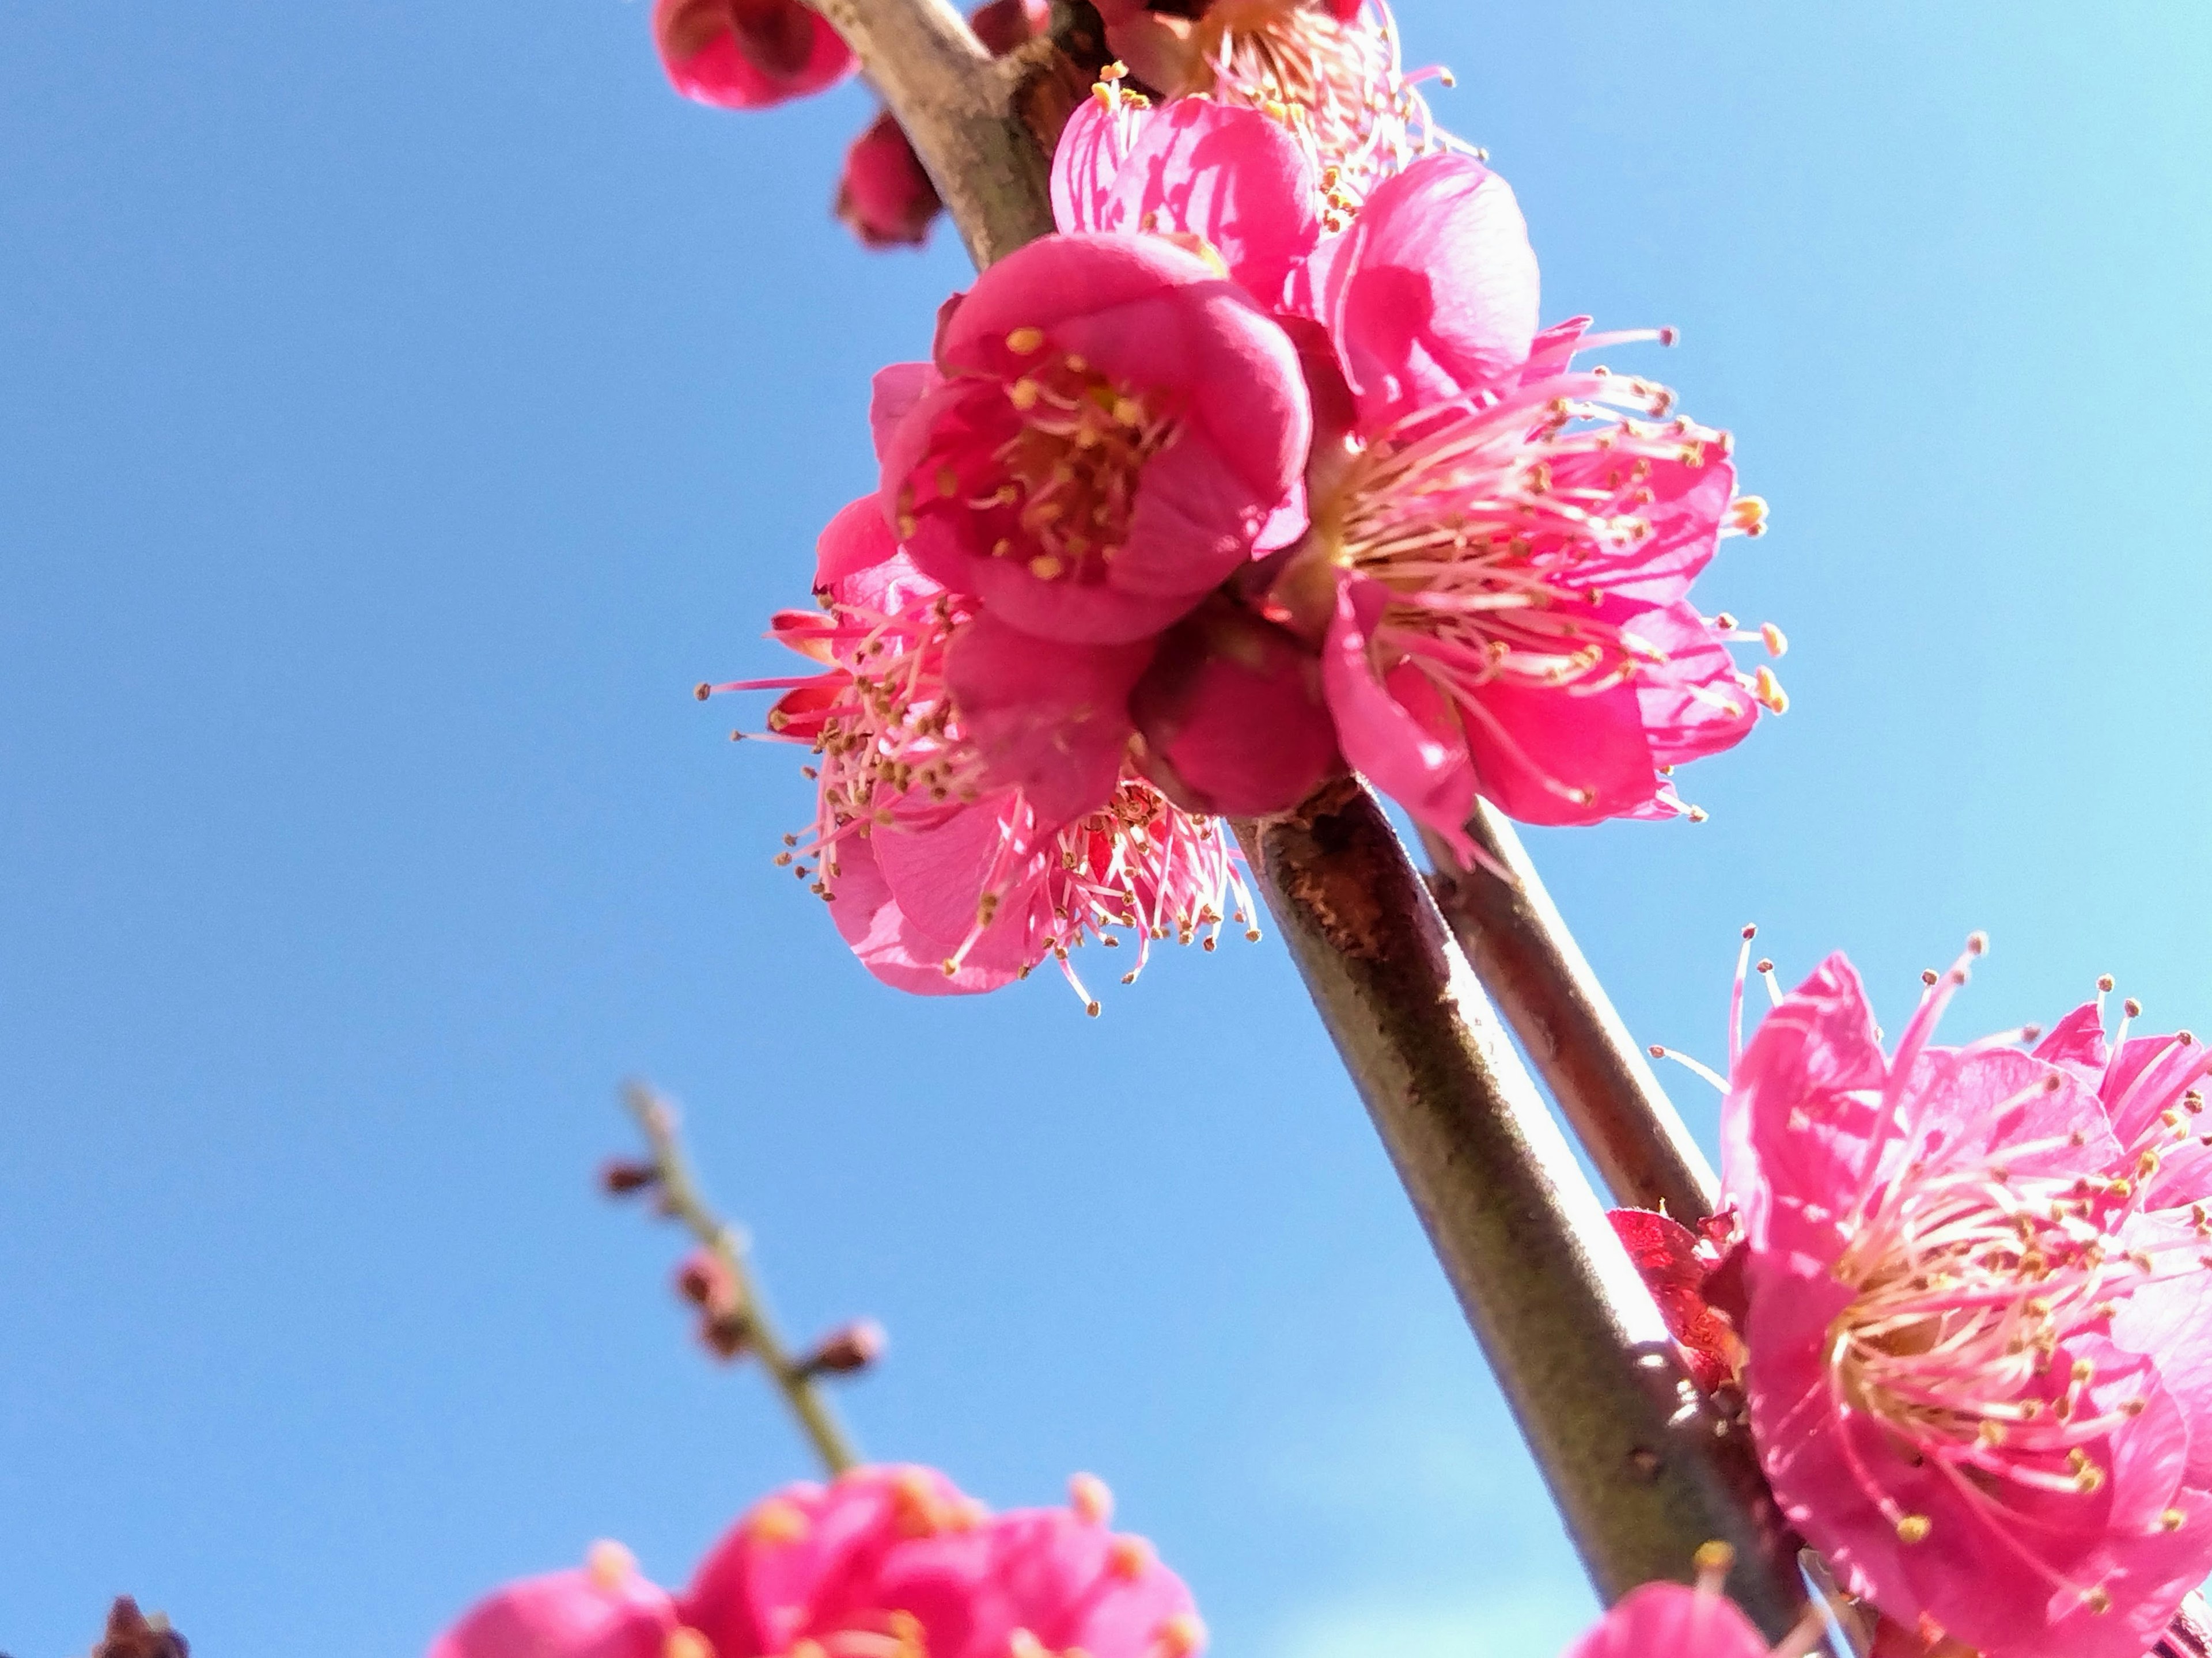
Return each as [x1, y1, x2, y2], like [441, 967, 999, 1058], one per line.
[674, 1249, 740, 1316]
[836, 114, 941, 249]
[797, 1318, 887, 1378]
[93, 1599, 188, 1658]
[599, 1158, 661, 1197]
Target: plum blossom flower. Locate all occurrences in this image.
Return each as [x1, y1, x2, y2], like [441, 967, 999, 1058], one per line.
[1086, 0, 1452, 213]
[653, 0, 854, 109]
[705, 498, 1257, 1006]
[880, 233, 1312, 646]
[2031, 984, 2212, 1223]
[1717, 937, 2212, 1658]
[1263, 165, 1772, 855]
[428, 1542, 687, 1658]
[680, 1466, 1206, 1658]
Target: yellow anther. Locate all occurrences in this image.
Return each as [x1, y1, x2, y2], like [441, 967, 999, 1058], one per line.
[1154, 1614, 1206, 1658]
[1006, 327, 1045, 354]
[585, 1539, 635, 1591]
[1009, 378, 1041, 412]
[745, 1497, 812, 1544]
[1752, 663, 1789, 714]
[2086, 1588, 2112, 1614]
[2164, 1507, 2188, 1531]
[1896, 1515, 1932, 1544]
[1760, 621, 1787, 656]
[1107, 1535, 1153, 1579]
[1028, 555, 1065, 580]
[1069, 1472, 1114, 1526]
[666, 1632, 715, 1658]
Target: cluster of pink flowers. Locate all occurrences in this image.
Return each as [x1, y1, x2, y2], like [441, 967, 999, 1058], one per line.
[676, 6, 1778, 1001]
[430, 1466, 1204, 1658]
[1616, 937, 2212, 1658]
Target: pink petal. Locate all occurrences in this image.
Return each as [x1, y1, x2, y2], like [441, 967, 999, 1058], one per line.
[1131, 605, 1340, 817]
[1320, 575, 1477, 856]
[1050, 98, 1320, 307]
[652, 0, 854, 110]
[945, 612, 1153, 828]
[429, 1568, 678, 1658]
[1562, 1582, 1770, 1658]
[827, 825, 1027, 995]
[1296, 155, 1540, 429]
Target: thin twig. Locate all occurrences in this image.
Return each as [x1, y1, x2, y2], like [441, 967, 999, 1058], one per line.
[622, 1081, 861, 1477]
[1421, 806, 1719, 1222]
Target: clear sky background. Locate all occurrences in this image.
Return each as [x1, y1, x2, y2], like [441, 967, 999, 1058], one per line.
[4, 2, 2210, 1653]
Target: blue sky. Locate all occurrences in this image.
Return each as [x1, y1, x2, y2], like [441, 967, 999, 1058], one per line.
[3, 2, 2209, 1653]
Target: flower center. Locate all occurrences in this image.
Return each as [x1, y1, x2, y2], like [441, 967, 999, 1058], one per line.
[1822, 1126, 2197, 1606]
[1196, 0, 1442, 219]
[1316, 375, 1770, 706]
[904, 334, 1179, 586]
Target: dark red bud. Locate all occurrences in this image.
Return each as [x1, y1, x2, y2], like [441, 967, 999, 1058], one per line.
[968, 0, 1050, 54]
[835, 112, 942, 250]
[674, 1249, 741, 1317]
[798, 1318, 887, 1377]
[94, 1599, 188, 1658]
[599, 1158, 661, 1197]
[701, 1309, 753, 1361]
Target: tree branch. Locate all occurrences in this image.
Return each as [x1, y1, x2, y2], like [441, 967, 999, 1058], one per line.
[808, 0, 1067, 267]
[1421, 806, 1719, 1223]
[1232, 780, 1806, 1635]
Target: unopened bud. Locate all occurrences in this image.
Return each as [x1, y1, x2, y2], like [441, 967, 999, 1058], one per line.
[675, 1250, 741, 1317]
[798, 1318, 887, 1378]
[600, 1158, 661, 1197]
[702, 1308, 753, 1361]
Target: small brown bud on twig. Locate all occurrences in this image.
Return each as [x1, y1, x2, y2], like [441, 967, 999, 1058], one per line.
[675, 1249, 741, 1316]
[93, 1599, 188, 1658]
[797, 1318, 887, 1378]
[599, 1158, 661, 1197]
[702, 1308, 754, 1361]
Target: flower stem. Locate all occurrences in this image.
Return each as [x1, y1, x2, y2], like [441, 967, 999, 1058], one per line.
[1231, 780, 1806, 1635]
[1420, 806, 1719, 1222]
[622, 1082, 862, 1478]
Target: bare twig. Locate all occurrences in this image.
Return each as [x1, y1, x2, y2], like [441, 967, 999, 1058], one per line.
[1232, 779, 1807, 1636]
[1421, 806, 1719, 1222]
[620, 1082, 861, 1477]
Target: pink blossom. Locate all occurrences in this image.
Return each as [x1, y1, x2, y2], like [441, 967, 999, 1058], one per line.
[1082, 0, 1451, 212]
[880, 233, 1312, 645]
[653, 0, 854, 109]
[681, 1466, 1206, 1658]
[837, 114, 942, 249]
[1051, 93, 1321, 307]
[428, 1545, 684, 1658]
[2030, 988, 2212, 1221]
[835, 777, 1256, 1010]
[1561, 1582, 1774, 1658]
[1719, 939, 2212, 1658]
[707, 498, 1256, 1005]
[1273, 301, 1774, 856]
[1128, 601, 1342, 817]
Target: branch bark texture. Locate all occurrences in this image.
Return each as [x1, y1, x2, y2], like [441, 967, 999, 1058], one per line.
[1233, 780, 1805, 1635]
[809, 0, 1067, 267]
[1422, 806, 1719, 1222]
